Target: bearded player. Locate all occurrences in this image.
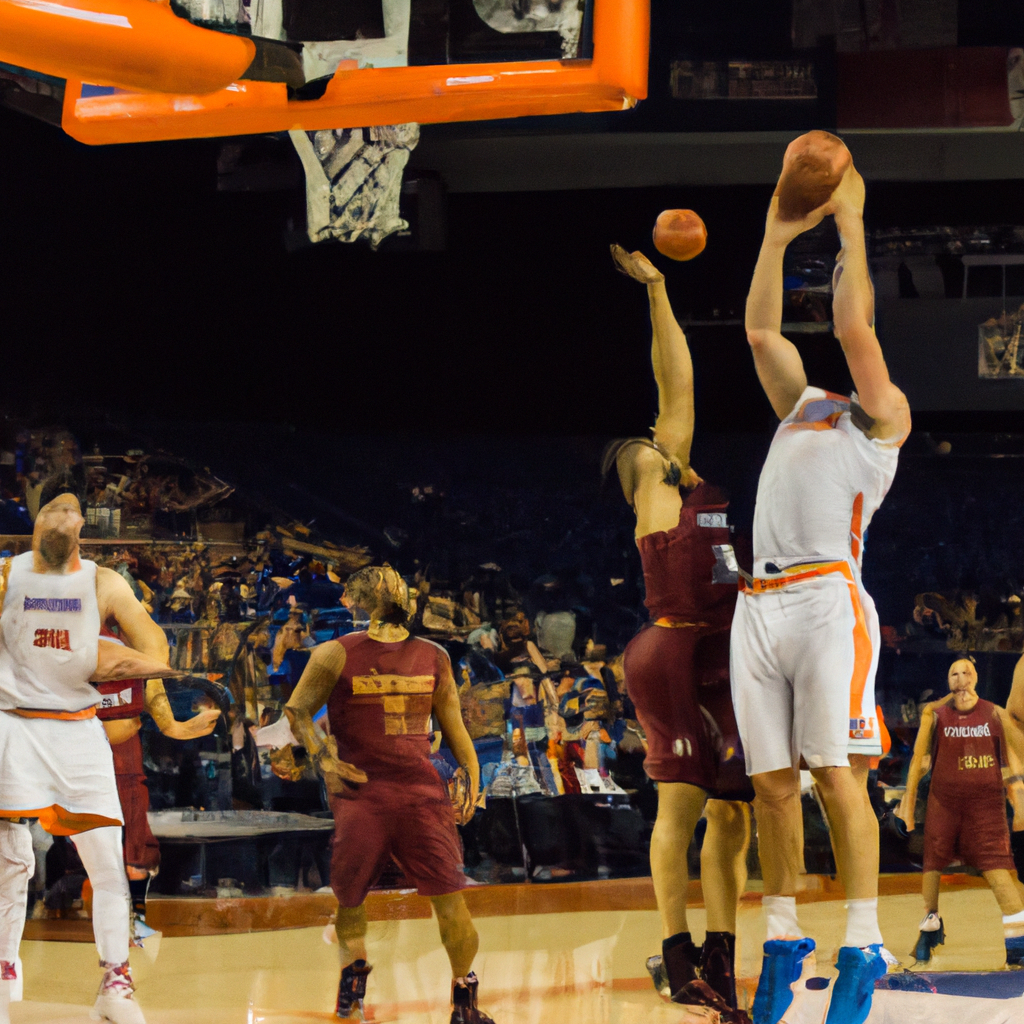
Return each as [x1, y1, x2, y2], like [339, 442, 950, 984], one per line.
[896, 657, 1024, 966]
[732, 134, 911, 1024]
[606, 242, 752, 1021]
[255, 564, 494, 1023]
[0, 492, 183, 1024]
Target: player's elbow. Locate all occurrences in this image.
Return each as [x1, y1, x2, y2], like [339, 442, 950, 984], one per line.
[746, 328, 774, 351]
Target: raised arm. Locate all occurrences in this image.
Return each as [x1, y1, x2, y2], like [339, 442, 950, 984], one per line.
[895, 701, 941, 832]
[830, 171, 911, 443]
[745, 197, 815, 420]
[608, 245, 700, 538]
[432, 656, 480, 820]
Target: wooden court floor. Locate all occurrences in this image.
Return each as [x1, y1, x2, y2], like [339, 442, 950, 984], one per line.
[9, 878, 1021, 1023]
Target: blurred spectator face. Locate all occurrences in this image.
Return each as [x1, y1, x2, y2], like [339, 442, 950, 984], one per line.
[512, 675, 536, 704]
[500, 611, 530, 644]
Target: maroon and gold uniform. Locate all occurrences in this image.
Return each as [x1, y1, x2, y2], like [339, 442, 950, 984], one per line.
[623, 483, 751, 799]
[95, 626, 159, 872]
[923, 698, 1014, 873]
[327, 631, 465, 907]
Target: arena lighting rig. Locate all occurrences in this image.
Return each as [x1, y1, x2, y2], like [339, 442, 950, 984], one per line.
[0, 0, 649, 144]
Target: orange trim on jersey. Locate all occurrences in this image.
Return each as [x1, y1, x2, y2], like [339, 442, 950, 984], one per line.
[850, 492, 864, 563]
[877, 705, 891, 756]
[0, 804, 121, 836]
[788, 413, 843, 432]
[869, 705, 891, 769]
[739, 561, 849, 593]
[7, 707, 96, 721]
[845, 583, 874, 739]
[654, 617, 708, 628]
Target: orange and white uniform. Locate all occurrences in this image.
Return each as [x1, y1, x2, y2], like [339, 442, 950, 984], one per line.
[0, 553, 122, 833]
[730, 386, 902, 773]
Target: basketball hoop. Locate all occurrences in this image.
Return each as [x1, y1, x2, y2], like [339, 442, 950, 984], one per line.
[0, 0, 650, 145]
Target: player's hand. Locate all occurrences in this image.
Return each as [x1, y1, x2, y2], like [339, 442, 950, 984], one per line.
[270, 745, 306, 782]
[448, 766, 476, 825]
[316, 734, 369, 795]
[680, 466, 703, 490]
[765, 195, 829, 246]
[161, 706, 221, 741]
[177, 707, 221, 740]
[894, 796, 915, 834]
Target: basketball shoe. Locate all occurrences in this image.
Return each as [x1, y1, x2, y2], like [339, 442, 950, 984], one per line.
[336, 959, 372, 1020]
[91, 961, 145, 1024]
[451, 973, 496, 1024]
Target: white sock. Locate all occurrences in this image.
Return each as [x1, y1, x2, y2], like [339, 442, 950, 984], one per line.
[1003, 908, 1024, 937]
[764, 896, 802, 940]
[919, 911, 941, 932]
[845, 897, 883, 948]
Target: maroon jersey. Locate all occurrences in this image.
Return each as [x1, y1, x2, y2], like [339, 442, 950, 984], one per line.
[93, 625, 145, 720]
[328, 631, 448, 792]
[930, 698, 1007, 803]
[636, 482, 738, 626]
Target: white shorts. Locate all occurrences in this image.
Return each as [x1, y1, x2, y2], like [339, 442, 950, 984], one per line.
[730, 569, 882, 775]
[0, 713, 123, 834]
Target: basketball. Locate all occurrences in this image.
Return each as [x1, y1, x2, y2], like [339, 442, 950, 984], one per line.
[774, 130, 852, 222]
[652, 209, 707, 261]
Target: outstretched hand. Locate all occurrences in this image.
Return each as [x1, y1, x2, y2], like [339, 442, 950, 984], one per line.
[609, 244, 664, 285]
[174, 707, 221, 740]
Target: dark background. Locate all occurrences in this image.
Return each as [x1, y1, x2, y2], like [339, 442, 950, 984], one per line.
[3, 111, 1024, 437]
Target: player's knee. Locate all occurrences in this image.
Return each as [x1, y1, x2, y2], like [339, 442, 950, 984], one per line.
[808, 764, 854, 795]
[752, 770, 799, 807]
[431, 892, 470, 924]
[705, 800, 745, 829]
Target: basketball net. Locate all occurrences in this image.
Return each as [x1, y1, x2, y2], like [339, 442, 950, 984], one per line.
[289, 123, 420, 249]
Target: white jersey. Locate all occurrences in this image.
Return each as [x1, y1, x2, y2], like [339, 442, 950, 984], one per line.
[0, 552, 101, 712]
[752, 386, 900, 574]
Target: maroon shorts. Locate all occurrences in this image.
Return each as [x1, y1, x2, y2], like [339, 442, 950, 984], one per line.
[923, 788, 1014, 873]
[111, 733, 160, 871]
[329, 780, 465, 908]
[624, 624, 752, 801]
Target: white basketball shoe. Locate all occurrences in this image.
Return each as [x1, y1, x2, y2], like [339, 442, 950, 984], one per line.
[90, 961, 146, 1024]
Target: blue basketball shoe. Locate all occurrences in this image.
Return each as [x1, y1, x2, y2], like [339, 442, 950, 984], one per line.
[823, 945, 887, 1024]
[753, 938, 816, 1024]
